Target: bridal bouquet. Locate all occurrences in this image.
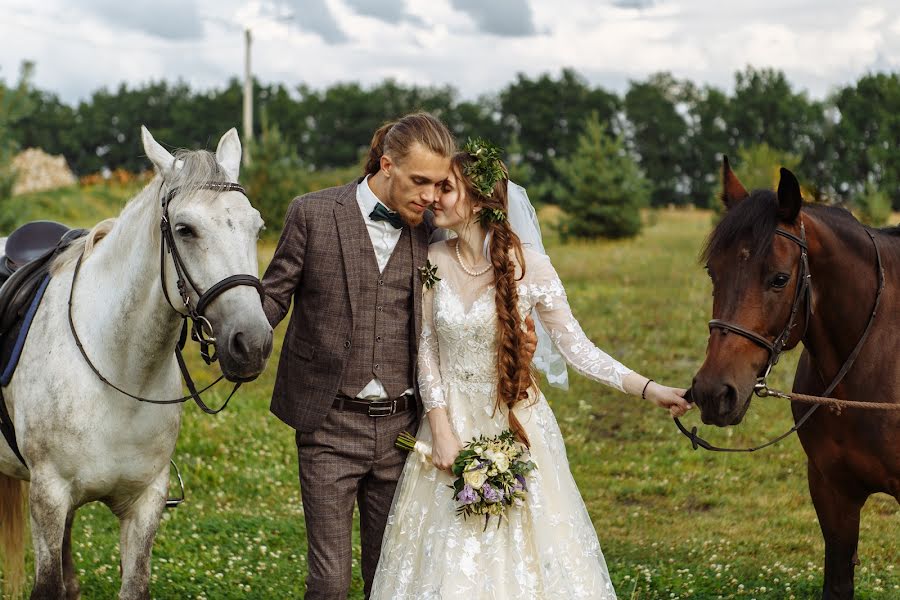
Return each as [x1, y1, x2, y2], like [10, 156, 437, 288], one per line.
[396, 429, 536, 528]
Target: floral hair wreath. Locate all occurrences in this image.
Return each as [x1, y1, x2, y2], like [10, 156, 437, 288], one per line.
[463, 138, 508, 225]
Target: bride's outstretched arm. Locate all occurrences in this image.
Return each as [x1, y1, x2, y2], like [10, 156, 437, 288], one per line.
[529, 254, 691, 417]
[419, 285, 462, 470]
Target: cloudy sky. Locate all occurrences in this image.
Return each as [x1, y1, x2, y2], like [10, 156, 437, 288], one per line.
[0, 0, 897, 104]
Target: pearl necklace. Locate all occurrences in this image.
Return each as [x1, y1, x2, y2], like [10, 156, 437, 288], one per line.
[455, 241, 491, 277]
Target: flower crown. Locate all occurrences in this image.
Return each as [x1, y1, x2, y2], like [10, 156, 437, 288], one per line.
[463, 138, 505, 199]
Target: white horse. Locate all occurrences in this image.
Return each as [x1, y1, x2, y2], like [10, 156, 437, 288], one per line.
[0, 127, 272, 599]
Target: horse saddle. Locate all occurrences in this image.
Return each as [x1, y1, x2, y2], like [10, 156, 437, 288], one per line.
[0, 221, 90, 383]
[0, 221, 87, 337]
[0, 221, 87, 467]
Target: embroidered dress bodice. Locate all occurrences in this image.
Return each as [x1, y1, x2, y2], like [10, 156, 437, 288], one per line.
[419, 241, 631, 416]
[371, 240, 630, 599]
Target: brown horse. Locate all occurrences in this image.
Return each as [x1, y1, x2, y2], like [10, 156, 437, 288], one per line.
[689, 159, 899, 600]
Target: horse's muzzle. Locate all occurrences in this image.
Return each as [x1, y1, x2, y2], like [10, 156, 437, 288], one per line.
[218, 325, 273, 382]
[690, 377, 752, 426]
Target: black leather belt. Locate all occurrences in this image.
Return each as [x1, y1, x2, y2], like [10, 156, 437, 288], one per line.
[333, 394, 415, 417]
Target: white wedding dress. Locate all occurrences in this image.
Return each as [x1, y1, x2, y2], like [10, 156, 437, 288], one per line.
[371, 240, 633, 600]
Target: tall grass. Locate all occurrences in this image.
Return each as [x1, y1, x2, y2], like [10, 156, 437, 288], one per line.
[1, 190, 897, 598]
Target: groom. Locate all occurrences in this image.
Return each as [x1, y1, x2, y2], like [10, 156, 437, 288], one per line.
[261, 112, 457, 599]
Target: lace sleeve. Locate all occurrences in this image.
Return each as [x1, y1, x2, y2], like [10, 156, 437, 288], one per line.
[526, 255, 633, 392]
[418, 284, 446, 412]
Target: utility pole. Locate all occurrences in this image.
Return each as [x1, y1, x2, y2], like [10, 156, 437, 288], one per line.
[242, 27, 252, 166]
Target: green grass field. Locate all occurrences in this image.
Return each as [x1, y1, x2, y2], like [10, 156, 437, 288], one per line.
[2, 184, 898, 599]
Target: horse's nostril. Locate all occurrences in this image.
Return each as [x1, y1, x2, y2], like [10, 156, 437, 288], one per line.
[230, 331, 249, 359]
[718, 384, 737, 416]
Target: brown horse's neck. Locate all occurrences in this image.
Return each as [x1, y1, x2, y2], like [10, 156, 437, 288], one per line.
[801, 209, 886, 389]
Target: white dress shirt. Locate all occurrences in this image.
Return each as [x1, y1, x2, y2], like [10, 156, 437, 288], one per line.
[355, 176, 415, 400]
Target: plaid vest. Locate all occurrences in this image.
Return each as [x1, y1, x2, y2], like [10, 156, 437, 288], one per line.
[338, 223, 415, 399]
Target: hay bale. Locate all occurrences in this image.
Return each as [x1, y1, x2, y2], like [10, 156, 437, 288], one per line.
[11, 148, 77, 195]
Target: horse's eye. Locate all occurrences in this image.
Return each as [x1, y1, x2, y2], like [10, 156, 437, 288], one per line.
[174, 224, 196, 238]
[771, 273, 791, 288]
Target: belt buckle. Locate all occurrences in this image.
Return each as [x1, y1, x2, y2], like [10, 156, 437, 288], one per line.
[367, 399, 396, 418]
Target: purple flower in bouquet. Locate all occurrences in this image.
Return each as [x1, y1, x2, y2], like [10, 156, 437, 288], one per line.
[514, 474, 527, 492]
[481, 483, 503, 504]
[397, 429, 537, 525]
[456, 484, 478, 505]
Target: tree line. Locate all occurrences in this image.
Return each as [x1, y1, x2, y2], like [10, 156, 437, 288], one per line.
[2, 63, 898, 211]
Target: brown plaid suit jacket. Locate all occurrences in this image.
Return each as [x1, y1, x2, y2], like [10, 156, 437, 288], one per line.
[262, 179, 434, 432]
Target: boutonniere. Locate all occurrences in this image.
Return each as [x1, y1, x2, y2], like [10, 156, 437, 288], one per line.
[418, 259, 441, 290]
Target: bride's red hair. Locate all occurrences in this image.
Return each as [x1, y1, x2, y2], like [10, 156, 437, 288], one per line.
[451, 153, 536, 446]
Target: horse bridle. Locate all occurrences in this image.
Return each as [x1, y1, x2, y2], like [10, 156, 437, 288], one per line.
[68, 181, 264, 414]
[159, 182, 264, 367]
[707, 222, 812, 395]
[675, 218, 885, 453]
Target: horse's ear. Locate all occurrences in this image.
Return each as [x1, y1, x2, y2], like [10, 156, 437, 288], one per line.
[720, 155, 749, 209]
[141, 126, 175, 179]
[776, 167, 803, 222]
[216, 128, 242, 182]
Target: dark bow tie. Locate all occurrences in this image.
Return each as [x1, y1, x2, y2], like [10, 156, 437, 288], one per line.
[369, 202, 404, 229]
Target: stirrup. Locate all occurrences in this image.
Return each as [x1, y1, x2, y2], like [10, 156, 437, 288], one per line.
[165, 459, 186, 509]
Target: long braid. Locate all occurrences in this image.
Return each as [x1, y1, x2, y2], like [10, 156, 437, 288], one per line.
[452, 151, 535, 445]
[488, 219, 533, 446]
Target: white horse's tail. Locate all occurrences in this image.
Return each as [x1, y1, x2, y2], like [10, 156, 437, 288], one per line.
[0, 473, 26, 598]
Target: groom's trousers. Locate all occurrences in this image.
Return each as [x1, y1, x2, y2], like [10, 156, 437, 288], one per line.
[296, 401, 417, 599]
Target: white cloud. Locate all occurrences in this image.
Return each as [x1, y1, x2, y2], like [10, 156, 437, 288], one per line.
[281, 0, 348, 43]
[79, 0, 206, 40]
[0, 0, 896, 104]
[343, 0, 424, 25]
[449, 0, 536, 37]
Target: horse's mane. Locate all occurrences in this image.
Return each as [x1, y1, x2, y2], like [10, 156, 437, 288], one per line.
[52, 149, 229, 274]
[701, 190, 781, 263]
[700, 192, 892, 264]
[50, 218, 116, 276]
[165, 148, 232, 203]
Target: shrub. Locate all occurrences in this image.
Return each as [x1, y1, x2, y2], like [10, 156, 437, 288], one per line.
[242, 119, 359, 236]
[553, 112, 650, 240]
[854, 181, 891, 226]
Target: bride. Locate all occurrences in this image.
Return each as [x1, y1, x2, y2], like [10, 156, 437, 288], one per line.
[370, 140, 691, 599]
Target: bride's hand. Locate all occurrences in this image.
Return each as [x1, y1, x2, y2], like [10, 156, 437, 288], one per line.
[431, 430, 463, 472]
[645, 383, 692, 418]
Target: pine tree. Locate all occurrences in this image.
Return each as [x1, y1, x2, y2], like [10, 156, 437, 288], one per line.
[0, 63, 35, 192]
[554, 112, 650, 240]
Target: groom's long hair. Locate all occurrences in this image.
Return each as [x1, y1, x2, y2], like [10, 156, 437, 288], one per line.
[452, 154, 537, 447]
[364, 112, 456, 176]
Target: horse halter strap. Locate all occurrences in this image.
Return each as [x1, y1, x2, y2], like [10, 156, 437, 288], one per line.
[708, 221, 812, 389]
[159, 182, 264, 365]
[67, 181, 263, 414]
[676, 221, 886, 453]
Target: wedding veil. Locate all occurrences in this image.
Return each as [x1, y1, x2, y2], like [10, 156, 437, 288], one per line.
[507, 181, 569, 390]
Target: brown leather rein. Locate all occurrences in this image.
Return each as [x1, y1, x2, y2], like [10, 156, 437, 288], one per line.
[67, 181, 263, 415]
[674, 219, 888, 453]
